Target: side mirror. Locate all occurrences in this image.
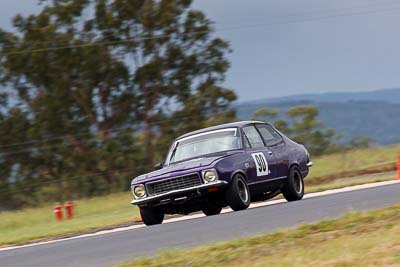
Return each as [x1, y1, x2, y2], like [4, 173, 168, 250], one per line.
[153, 162, 164, 170]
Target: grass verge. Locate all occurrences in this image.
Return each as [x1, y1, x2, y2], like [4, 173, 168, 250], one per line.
[0, 144, 399, 247]
[0, 192, 138, 246]
[307, 144, 400, 182]
[305, 171, 395, 193]
[120, 204, 400, 267]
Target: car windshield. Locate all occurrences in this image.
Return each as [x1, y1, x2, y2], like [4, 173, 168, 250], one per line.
[167, 128, 241, 165]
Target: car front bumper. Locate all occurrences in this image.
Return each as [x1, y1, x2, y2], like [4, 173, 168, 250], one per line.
[131, 180, 228, 205]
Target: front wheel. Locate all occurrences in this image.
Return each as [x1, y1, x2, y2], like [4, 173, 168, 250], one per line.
[225, 174, 251, 211]
[139, 207, 164, 226]
[282, 166, 304, 202]
[202, 205, 222, 216]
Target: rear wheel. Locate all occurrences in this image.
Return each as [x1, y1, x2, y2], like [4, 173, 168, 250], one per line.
[282, 166, 304, 202]
[226, 174, 251, 211]
[139, 207, 164, 226]
[202, 205, 222, 216]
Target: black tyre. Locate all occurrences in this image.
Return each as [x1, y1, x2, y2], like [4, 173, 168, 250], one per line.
[202, 205, 222, 216]
[225, 174, 251, 211]
[282, 166, 304, 202]
[139, 207, 164, 226]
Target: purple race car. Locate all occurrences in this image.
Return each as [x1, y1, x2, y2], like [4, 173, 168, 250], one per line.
[131, 121, 313, 226]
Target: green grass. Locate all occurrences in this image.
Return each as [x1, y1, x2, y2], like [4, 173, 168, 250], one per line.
[306, 172, 395, 193]
[307, 144, 400, 180]
[120, 205, 400, 267]
[0, 144, 399, 247]
[0, 192, 138, 246]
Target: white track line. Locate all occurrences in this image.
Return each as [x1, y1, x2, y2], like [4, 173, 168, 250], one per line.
[1, 179, 399, 252]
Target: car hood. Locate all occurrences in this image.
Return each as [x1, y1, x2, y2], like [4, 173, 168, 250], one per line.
[132, 150, 242, 184]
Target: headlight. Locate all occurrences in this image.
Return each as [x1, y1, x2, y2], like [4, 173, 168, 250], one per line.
[202, 169, 218, 183]
[132, 184, 146, 199]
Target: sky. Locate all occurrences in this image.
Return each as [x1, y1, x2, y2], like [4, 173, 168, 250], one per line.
[1, 0, 400, 101]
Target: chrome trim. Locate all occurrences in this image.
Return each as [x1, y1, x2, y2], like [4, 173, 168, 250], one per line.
[306, 161, 314, 167]
[174, 196, 187, 201]
[178, 128, 238, 142]
[145, 173, 202, 196]
[131, 180, 228, 205]
[201, 168, 219, 183]
[146, 173, 201, 186]
[247, 176, 287, 185]
[131, 184, 147, 199]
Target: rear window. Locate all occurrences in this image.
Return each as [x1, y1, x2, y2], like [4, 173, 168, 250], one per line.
[256, 124, 283, 146]
[243, 126, 264, 148]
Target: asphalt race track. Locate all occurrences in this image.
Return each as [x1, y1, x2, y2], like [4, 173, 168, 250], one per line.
[1, 181, 400, 267]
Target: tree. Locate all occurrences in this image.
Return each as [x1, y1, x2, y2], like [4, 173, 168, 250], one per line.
[251, 108, 277, 121]
[286, 105, 335, 155]
[348, 136, 375, 149]
[250, 107, 292, 134]
[0, 0, 236, 208]
[0, 1, 138, 206]
[84, 0, 236, 166]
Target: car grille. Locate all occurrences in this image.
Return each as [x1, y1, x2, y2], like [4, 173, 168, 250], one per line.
[146, 173, 202, 196]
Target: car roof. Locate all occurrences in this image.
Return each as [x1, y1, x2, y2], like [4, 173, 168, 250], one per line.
[176, 120, 266, 140]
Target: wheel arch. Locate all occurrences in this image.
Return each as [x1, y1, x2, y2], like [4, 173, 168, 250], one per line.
[288, 161, 301, 174]
[230, 169, 247, 182]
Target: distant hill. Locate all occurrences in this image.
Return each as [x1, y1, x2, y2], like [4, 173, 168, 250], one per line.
[246, 88, 400, 105]
[234, 88, 400, 145]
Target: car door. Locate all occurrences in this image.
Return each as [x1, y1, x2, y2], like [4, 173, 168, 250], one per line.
[242, 125, 278, 184]
[255, 123, 289, 179]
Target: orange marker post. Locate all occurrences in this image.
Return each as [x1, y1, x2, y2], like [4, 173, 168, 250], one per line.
[397, 155, 400, 180]
[64, 202, 74, 219]
[54, 203, 63, 221]
[136, 210, 142, 222]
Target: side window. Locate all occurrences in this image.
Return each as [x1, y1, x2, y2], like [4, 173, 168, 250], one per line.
[243, 135, 251, 148]
[243, 126, 265, 148]
[256, 124, 283, 146]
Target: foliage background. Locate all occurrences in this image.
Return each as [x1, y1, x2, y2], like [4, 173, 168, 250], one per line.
[0, 0, 237, 208]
